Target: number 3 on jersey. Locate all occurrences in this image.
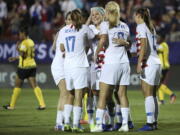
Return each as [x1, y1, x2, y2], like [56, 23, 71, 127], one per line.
[65, 36, 76, 52]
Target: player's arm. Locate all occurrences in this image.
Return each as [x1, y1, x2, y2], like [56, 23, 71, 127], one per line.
[112, 38, 130, 47]
[52, 32, 59, 51]
[95, 34, 108, 62]
[137, 38, 147, 73]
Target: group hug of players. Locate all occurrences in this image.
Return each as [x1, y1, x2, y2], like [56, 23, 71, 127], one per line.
[3, 0, 176, 133]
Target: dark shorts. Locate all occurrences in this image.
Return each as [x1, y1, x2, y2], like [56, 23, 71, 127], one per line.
[17, 68, 36, 80]
[161, 69, 169, 84]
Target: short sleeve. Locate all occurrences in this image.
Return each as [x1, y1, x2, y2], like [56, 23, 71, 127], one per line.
[100, 21, 108, 35]
[136, 24, 146, 38]
[57, 29, 65, 44]
[19, 44, 27, 52]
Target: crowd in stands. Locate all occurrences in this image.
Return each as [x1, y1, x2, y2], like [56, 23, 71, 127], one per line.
[0, 0, 179, 42]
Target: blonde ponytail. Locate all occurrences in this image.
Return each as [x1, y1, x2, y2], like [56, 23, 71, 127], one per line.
[105, 1, 120, 28]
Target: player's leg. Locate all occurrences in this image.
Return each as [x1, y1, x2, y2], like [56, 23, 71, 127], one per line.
[64, 90, 74, 131]
[118, 85, 129, 132]
[72, 88, 84, 131]
[55, 79, 68, 130]
[158, 87, 165, 104]
[113, 90, 122, 130]
[106, 95, 115, 130]
[153, 85, 159, 129]
[160, 69, 176, 103]
[3, 75, 23, 110]
[139, 80, 155, 131]
[28, 77, 46, 109]
[91, 82, 113, 132]
[87, 89, 95, 127]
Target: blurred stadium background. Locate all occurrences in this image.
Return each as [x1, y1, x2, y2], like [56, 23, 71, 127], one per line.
[0, 0, 179, 90]
[0, 0, 180, 135]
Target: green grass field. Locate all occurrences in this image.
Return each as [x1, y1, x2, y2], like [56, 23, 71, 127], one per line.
[0, 89, 180, 135]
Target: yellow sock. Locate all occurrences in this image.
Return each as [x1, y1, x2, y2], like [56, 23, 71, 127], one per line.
[158, 87, 164, 101]
[160, 84, 173, 96]
[83, 93, 88, 121]
[10, 88, 21, 108]
[34, 87, 46, 107]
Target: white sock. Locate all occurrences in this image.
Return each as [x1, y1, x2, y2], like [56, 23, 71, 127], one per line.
[96, 108, 105, 125]
[73, 106, 82, 126]
[121, 107, 129, 125]
[87, 97, 94, 125]
[64, 104, 73, 124]
[115, 104, 122, 123]
[128, 108, 132, 122]
[153, 96, 158, 123]
[145, 96, 155, 124]
[56, 110, 63, 125]
[93, 95, 99, 109]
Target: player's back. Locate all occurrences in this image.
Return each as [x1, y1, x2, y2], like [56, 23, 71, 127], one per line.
[18, 38, 36, 68]
[136, 23, 161, 65]
[62, 24, 94, 69]
[100, 21, 129, 64]
[158, 42, 170, 69]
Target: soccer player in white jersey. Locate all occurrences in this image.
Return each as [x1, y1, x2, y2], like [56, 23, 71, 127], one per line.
[134, 8, 161, 131]
[51, 12, 72, 131]
[92, 1, 131, 132]
[85, 7, 107, 131]
[60, 9, 95, 132]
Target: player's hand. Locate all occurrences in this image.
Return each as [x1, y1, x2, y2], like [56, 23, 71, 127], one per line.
[8, 57, 16, 62]
[137, 63, 142, 74]
[112, 38, 129, 46]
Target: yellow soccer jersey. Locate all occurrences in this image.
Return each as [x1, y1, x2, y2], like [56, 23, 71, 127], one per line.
[157, 42, 170, 70]
[18, 38, 36, 68]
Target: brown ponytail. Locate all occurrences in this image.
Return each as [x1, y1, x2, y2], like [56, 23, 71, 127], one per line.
[71, 9, 83, 31]
[136, 8, 154, 33]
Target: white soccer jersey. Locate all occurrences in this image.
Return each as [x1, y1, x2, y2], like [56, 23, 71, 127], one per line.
[52, 30, 64, 65]
[136, 23, 161, 65]
[61, 24, 95, 69]
[51, 30, 65, 85]
[100, 21, 129, 64]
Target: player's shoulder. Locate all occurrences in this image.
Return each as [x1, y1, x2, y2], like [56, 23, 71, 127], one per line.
[22, 38, 34, 46]
[119, 21, 129, 32]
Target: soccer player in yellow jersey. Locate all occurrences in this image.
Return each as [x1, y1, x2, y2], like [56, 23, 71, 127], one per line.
[157, 34, 176, 104]
[3, 28, 46, 110]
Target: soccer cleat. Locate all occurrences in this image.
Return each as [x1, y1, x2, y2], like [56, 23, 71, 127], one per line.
[170, 94, 176, 104]
[158, 100, 165, 105]
[72, 125, 84, 133]
[113, 123, 122, 131]
[37, 106, 46, 110]
[64, 124, 71, 132]
[54, 125, 64, 131]
[91, 124, 103, 132]
[90, 124, 95, 132]
[138, 124, 154, 131]
[118, 124, 129, 132]
[102, 124, 113, 131]
[3, 105, 14, 110]
[128, 121, 134, 129]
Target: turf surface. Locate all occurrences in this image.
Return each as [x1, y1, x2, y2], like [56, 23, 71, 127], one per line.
[0, 89, 180, 135]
